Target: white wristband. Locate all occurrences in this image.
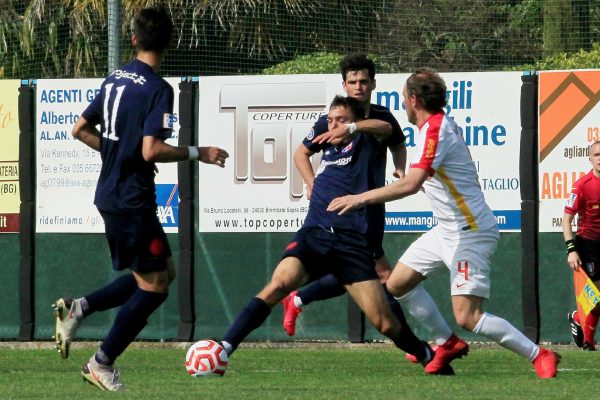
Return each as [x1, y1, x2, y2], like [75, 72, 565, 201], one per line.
[346, 122, 357, 134]
[188, 146, 199, 160]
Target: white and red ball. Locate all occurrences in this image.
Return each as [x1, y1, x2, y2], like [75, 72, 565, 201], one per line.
[185, 339, 228, 377]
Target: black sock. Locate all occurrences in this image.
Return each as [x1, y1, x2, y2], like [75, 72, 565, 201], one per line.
[297, 274, 346, 305]
[84, 274, 138, 316]
[383, 284, 428, 361]
[99, 288, 168, 363]
[223, 297, 271, 355]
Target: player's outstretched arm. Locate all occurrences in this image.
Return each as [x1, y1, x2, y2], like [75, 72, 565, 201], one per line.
[198, 146, 229, 168]
[312, 119, 392, 145]
[72, 116, 101, 151]
[327, 167, 428, 215]
[142, 136, 228, 167]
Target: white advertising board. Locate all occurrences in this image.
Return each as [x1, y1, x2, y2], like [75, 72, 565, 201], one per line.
[197, 72, 523, 232]
[36, 77, 181, 233]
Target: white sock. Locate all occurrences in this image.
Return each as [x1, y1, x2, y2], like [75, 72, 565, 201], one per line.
[293, 295, 304, 308]
[473, 312, 539, 361]
[396, 285, 453, 345]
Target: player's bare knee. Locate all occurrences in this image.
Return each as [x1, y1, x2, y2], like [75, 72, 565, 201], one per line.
[150, 276, 170, 294]
[258, 278, 292, 306]
[454, 313, 477, 331]
[378, 317, 397, 338]
[365, 311, 394, 337]
[268, 277, 288, 293]
[136, 270, 170, 294]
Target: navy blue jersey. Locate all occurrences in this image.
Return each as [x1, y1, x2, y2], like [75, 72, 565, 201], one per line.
[367, 104, 404, 188]
[303, 132, 377, 233]
[303, 104, 404, 235]
[82, 59, 174, 214]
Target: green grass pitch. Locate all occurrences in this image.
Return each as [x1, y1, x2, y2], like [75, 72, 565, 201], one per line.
[0, 343, 596, 399]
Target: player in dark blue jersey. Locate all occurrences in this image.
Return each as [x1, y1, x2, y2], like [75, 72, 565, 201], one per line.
[282, 55, 467, 368]
[52, 7, 228, 391]
[282, 55, 406, 336]
[218, 96, 450, 375]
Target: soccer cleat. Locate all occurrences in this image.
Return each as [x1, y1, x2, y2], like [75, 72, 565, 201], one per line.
[282, 291, 303, 336]
[568, 310, 584, 348]
[214, 338, 233, 357]
[81, 357, 124, 391]
[420, 343, 455, 375]
[582, 342, 596, 351]
[430, 363, 455, 376]
[53, 298, 82, 359]
[424, 334, 469, 374]
[532, 347, 561, 379]
[406, 345, 439, 363]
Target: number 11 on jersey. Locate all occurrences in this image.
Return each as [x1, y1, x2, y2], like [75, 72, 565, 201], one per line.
[102, 83, 125, 141]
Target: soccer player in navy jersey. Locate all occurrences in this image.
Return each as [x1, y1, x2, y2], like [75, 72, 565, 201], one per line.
[281, 54, 467, 365]
[282, 54, 407, 336]
[218, 95, 451, 375]
[52, 7, 228, 391]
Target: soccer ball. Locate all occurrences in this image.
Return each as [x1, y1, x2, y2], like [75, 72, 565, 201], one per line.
[185, 339, 228, 377]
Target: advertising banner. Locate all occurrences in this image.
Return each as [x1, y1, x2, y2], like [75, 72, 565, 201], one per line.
[197, 72, 522, 232]
[36, 77, 181, 233]
[0, 80, 20, 233]
[538, 70, 600, 232]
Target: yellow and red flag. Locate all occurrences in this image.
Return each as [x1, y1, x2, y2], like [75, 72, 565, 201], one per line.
[573, 267, 600, 331]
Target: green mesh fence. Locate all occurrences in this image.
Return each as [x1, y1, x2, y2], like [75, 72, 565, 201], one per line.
[1, 0, 599, 79]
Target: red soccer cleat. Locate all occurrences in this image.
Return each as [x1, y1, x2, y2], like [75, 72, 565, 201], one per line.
[282, 291, 303, 336]
[424, 334, 469, 374]
[405, 345, 439, 363]
[532, 347, 561, 378]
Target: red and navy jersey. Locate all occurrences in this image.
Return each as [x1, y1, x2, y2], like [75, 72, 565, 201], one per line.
[82, 59, 174, 214]
[565, 170, 600, 240]
[302, 104, 404, 234]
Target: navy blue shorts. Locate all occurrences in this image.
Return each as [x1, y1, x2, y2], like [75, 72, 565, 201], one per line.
[100, 209, 172, 273]
[366, 205, 385, 260]
[282, 226, 377, 285]
[367, 228, 385, 260]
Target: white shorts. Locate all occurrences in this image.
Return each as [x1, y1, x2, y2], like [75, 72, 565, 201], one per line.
[399, 225, 499, 298]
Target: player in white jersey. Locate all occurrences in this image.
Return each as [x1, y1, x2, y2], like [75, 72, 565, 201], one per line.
[328, 67, 560, 379]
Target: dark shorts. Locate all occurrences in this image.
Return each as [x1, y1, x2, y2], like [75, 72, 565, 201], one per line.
[576, 235, 600, 281]
[100, 209, 172, 273]
[282, 226, 377, 285]
[367, 228, 385, 260]
[366, 205, 385, 260]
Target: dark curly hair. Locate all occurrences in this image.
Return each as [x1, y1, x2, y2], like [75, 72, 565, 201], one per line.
[339, 53, 376, 81]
